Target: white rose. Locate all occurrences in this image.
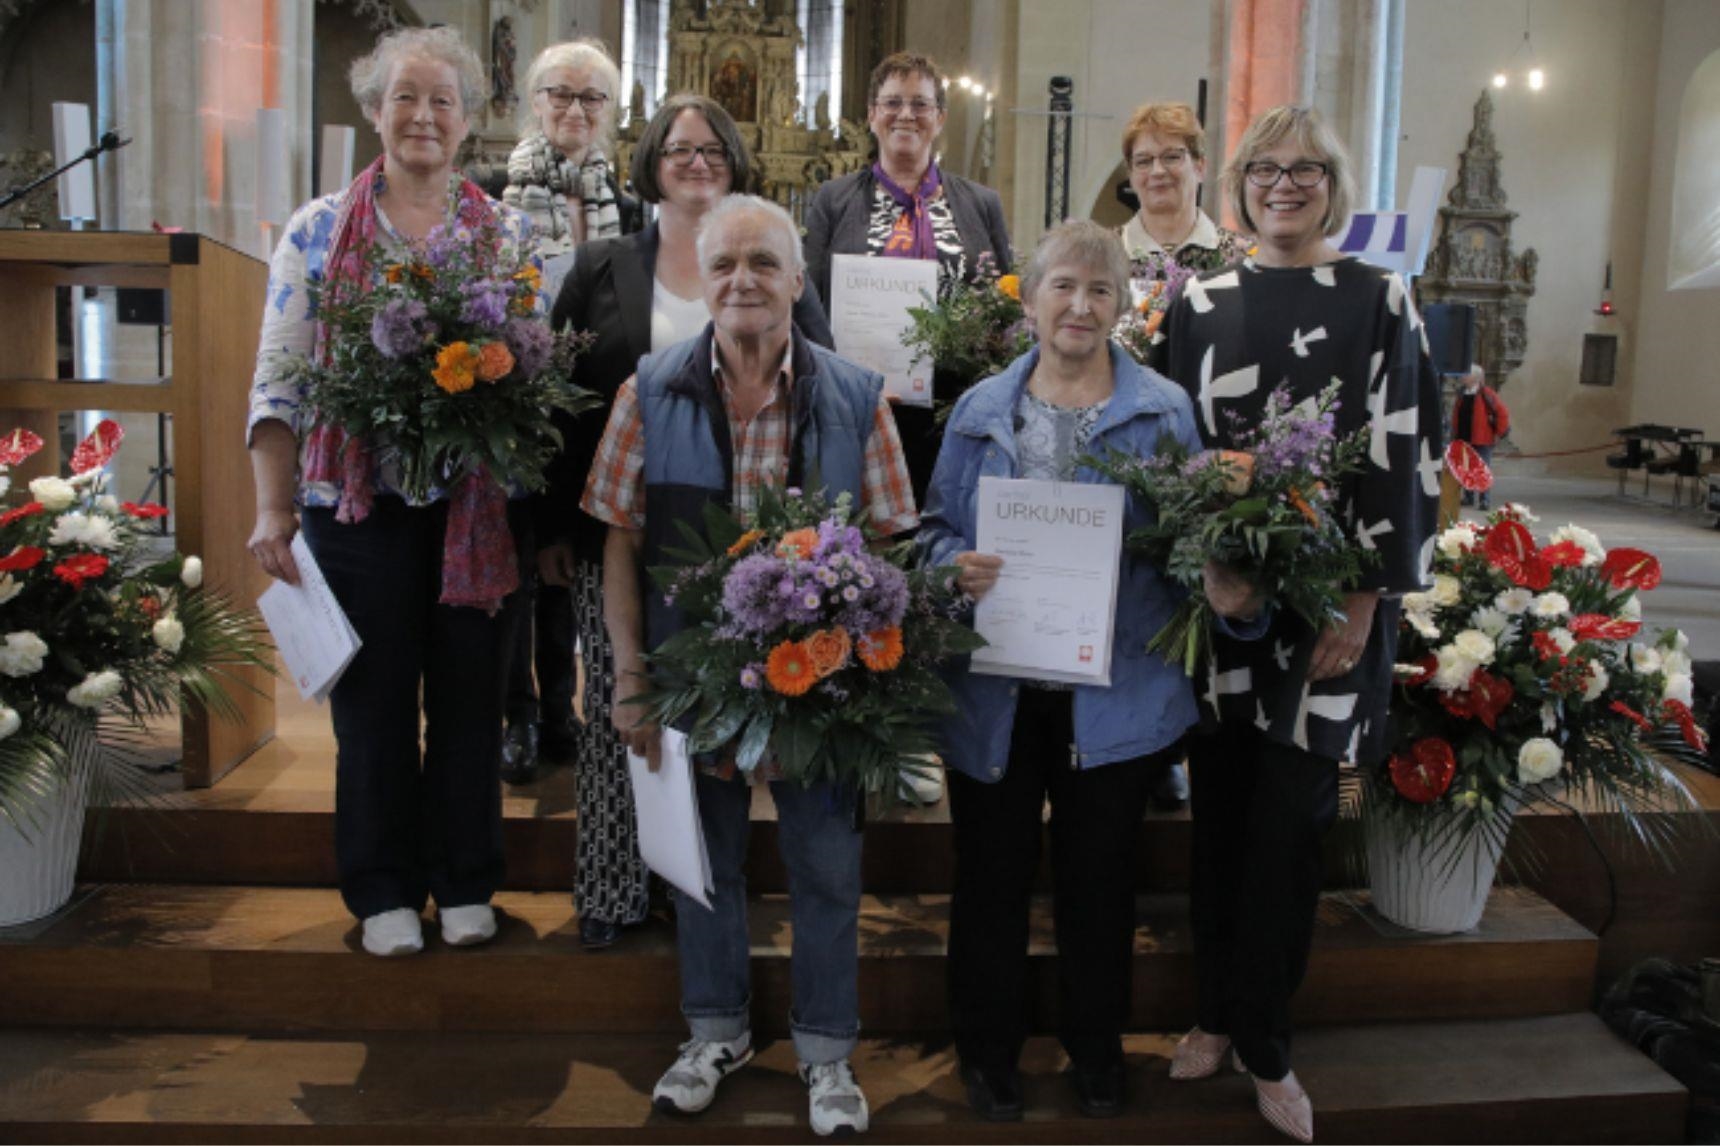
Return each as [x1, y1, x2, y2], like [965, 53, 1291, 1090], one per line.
[47, 511, 119, 551]
[1550, 627, 1576, 654]
[1453, 629, 1496, 665]
[1430, 574, 1463, 608]
[0, 705, 17, 739]
[1517, 737, 1565, 784]
[1617, 594, 1641, 622]
[1582, 662, 1609, 701]
[1629, 643, 1663, 674]
[1438, 524, 1477, 559]
[28, 475, 76, 511]
[1532, 592, 1571, 619]
[1496, 588, 1534, 616]
[1662, 649, 1692, 677]
[1550, 524, 1605, 567]
[1664, 673, 1695, 706]
[0, 631, 48, 677]
[0, 575, 19, 605]
[180, 556, 203, 589]
[151, 615, 186, 655]
[66, 668, 123, 709]
[1433, 646, 1478, 692]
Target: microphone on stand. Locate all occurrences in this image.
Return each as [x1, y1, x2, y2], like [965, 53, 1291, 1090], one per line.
[0, 126, 131, 213]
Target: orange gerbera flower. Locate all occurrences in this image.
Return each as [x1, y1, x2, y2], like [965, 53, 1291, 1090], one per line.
[727, 528, 765, 557]
[513, 264, 542, 291]
[475, 341, 515, 382]
[1287, 486, 1320, 526]
[776, 527, 820, 560]
[432, 342, 480, 394]
[1217, 450, 1254, 496]
[996, 274, 1021, 301]
[856, 626, 904, 672]
[766, 639, 819, 696]
[383, 263, 405, 284]
[806, 627, 852, 678]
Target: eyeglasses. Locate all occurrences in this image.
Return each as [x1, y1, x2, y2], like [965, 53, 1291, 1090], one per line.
[873, 96, 940, 117]
[1129, 149, 1190, 173]
[662, 142, 731, 168]
[1244, 160, 1330, 189]
[537, 86, 610, 111]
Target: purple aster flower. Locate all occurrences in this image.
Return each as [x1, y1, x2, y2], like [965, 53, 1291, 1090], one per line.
[370, 298, 430, 359]
[740, 665, 764, 690]
[460, 279, 511, 328]
[503, 317, 553, 377]
[721, 554, 791, 635]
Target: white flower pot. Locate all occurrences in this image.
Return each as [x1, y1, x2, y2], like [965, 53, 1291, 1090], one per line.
[0, 760, 92, 927]
[1365, 804, 1516, 934]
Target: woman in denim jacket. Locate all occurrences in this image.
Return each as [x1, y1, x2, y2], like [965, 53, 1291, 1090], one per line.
[918, 221, 1264, 1122]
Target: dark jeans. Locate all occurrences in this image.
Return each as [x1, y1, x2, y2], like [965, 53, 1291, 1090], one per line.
[504, 577, 576, 728]
[1187, 721, 1339, 1081]
[947, 687, 1174, 1073]
[301, 496, 526, 920]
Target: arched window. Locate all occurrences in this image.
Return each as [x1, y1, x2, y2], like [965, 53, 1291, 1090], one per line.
[796, 0, 843, 124]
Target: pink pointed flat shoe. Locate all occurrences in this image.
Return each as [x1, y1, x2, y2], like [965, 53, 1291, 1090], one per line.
[1168, 1027, 1233, 1081]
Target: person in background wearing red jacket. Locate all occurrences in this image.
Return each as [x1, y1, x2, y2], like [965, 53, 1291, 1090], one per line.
[1451, 363, 1510, 509]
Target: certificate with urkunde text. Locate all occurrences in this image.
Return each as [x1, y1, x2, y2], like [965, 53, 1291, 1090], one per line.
[970, 477, 1125, 687]
[828, 253, 937, 408]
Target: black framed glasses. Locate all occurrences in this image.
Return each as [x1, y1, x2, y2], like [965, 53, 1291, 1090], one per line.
[537, 86, 610, 111]
[873, 96, 940, 117]
[662, 142, 731, 168]
[1244, 160, 1330, 189]
[1129, 149, 1190, 173]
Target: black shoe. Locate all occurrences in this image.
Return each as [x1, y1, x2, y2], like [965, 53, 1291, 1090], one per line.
[499, 721, 540, 785]
[1151, 761, 1189, 812]
[960, 1062, 1024, 1122]
[1068, 1063, 1125, 1119]
[579, 916, 620, 950]
[539, 713, 580, 763]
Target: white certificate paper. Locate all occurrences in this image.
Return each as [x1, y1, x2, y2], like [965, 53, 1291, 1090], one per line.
[627, 729, 714, 911]
[828, 253, 937, 408]
[256, 534, 362, 703]
[970, 477, 1125, 686]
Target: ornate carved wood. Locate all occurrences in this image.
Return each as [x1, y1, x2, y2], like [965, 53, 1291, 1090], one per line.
[1416, 90, 1537, 392]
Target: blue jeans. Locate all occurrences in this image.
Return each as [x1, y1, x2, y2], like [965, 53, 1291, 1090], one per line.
[673, 771, 862, 1065]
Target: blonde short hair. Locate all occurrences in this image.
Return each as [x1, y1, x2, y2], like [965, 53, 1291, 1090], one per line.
[520, 38, 623, 154]
[1223, 105, 1356, 238]
[1121, 101, 1206, 163]
[349, 26, 485, 120]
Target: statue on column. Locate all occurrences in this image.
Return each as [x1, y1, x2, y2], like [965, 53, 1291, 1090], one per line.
[491, 16, 518, 118]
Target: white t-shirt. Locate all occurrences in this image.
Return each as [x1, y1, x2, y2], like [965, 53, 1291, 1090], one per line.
[651, 279, 710, 352]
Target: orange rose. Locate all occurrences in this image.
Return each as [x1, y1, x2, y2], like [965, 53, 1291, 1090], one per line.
[766, 639, 819, 696]
[856, 627, 904, 672]
[776, 527, 820, 560]
[475, 341, 515, 382]
[996, 274, 1021, 301]
[806, 627, 852, 678]
[727, 528, 766, 557]
[432, 342, 479, 394]
[1217, 450, 1254, 496]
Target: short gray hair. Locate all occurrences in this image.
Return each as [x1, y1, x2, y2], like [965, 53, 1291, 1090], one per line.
[520, 38, 622, 153]
[1021, 220, 1131, 304]
[695, 194, 806, 272]
[350, 26, 486, 120]
[1223, 105, 1357, 239]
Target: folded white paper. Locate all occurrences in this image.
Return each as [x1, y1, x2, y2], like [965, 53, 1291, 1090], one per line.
[627, 729, 714, 911]
[256, 533, 362, 703]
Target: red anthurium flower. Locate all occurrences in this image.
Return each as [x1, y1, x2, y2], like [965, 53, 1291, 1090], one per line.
[1389, 738, 1458, 803]
[1609, 700, 1652, 732]
[1540, 540, 1588, 568]
[0, 428, 44, 466]
[121, 501, 170, 519]
[1662, 700, 1709, 753]
[1482, 520, 1545, 589]
[69, 419, 124, 475]
[0, 545, 45, 572]
[1445, 440, 1493, 492]
[53, 552, 109, 588]
[0, 502, 45, 528]
[1530, 631, 1565, 662]
[1569, 613, 1641, 641]
[1600, 548, 1662, 591]
[1438, 668, 1515, 730]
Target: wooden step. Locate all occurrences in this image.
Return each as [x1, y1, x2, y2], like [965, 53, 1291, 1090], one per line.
[0, 884, 1594, 1036]
[0, 1014, 1684, 1143]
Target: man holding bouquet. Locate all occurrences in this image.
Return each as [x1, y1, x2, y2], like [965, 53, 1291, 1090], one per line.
[581, 195, 916, 1137]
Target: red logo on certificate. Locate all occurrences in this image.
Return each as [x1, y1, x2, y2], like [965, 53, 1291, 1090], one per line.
[1078, 645, 1093, 663]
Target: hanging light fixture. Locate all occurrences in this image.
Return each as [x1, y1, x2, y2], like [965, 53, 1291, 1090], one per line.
[1494, 2, 1545, 92]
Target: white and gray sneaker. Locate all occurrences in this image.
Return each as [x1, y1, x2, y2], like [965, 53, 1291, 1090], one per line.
[801, 1059, 870, 1137]
[651, 1033, 754, 1115]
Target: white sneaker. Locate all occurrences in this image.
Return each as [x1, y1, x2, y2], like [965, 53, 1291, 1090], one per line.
[361, 907, 424, 957]
[801, 1059, 870, 1136]
[897, 756, 944, 806]
[651, 1033, 754, 1114]
[439, 903, 497, 947]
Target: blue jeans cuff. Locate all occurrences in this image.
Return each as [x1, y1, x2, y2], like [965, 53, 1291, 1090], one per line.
[685, 1002, 752, 1044]
[791, 1020, 860, 1066]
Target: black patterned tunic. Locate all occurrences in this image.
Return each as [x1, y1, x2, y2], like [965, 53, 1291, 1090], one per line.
[1157, 256, 1443, 764]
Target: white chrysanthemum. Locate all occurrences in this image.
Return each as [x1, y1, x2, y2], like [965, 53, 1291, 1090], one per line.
[47, 511, 119, 551]
[1582, 662, 1609, 701]
[0, 631, 48, 677]
[1663, 649, 1692, 677]
[1617, 594, 1641, 622]
[1453, 629, 1496, 665]
[1430, 574, 1463, 608]
[180, 556, 203, 588]
[67, 669, 123, 709]
[151, 615, 185, 655]
[1532, 592, 1571, 619]
[1629, 643, 1663, 674]
[1408, 612, 1441, 641]
[0, 575, 19, 605]
[1438, 524, 1478, 559]
[1664, 673, 1695, 706]
[1433, 646, 1478, 692]
[94, 494, 120, 515]
[1550, 524, 1605, 567]
[28, 475, 76, 511]
[1518, 737, 1564, 783]
[0, 705, 17, 739]
[1469, 606, 1511, 639]
[1550, 627, 1576, 654]
[1496, 588, 1534, 615]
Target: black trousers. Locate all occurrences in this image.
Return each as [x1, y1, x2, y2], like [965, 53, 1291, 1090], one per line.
[947, 687, 1174, 1072]
[504, 577, 577, 728]
[1187, 720, 1339, 1081]
[302, 497, 525, 920]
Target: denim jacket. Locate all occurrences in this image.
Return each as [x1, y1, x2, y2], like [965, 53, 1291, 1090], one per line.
[919, 344, 1210, 783]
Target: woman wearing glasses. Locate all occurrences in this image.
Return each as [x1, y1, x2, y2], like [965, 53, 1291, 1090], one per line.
[1155, 107, 1441, 1144]
[536, 94, 831, 949]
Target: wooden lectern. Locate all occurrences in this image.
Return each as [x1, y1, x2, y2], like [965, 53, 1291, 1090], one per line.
[0, 230, 275, 787]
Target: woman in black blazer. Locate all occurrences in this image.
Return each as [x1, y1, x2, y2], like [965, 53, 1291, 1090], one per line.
[538, 93, 831, 948]
[802, 51, 1013, 506]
